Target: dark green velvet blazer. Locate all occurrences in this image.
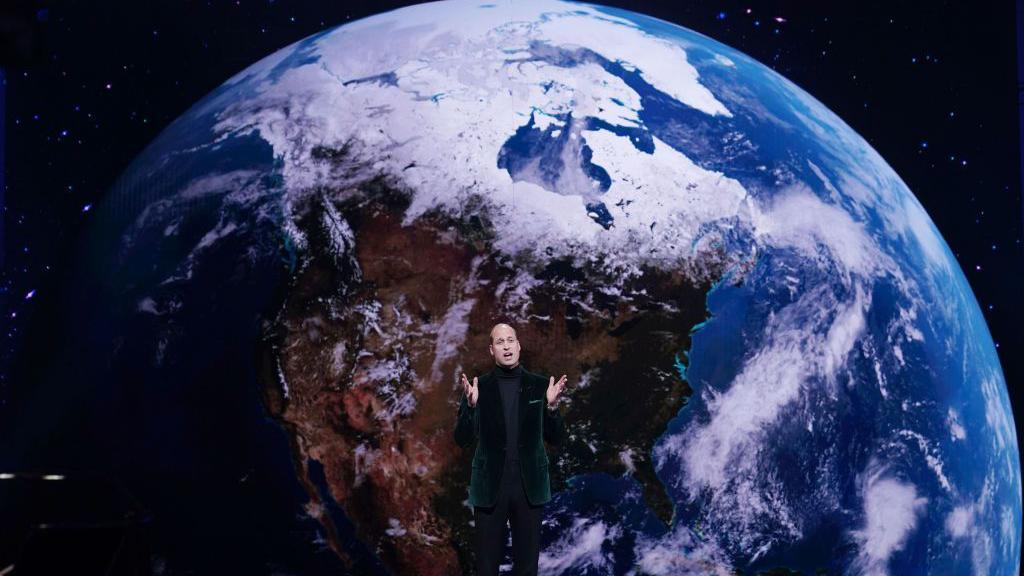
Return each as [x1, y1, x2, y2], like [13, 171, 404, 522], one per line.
[453, 364, 565, 507]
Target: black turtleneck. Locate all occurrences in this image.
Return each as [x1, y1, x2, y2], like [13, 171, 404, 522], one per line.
[496, 363, 522, 465]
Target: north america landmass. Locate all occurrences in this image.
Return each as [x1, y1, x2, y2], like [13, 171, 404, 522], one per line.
[254, 165, 731, 575]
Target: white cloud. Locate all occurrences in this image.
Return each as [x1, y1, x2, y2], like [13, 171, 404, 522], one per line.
[849, 462, 927, 576]
[945, 505, 973, 538]
[947, 408, 966, 441]
[539, 518, 618, 575]
[749, 184, 889, 281]
[632, 524, 733, 575]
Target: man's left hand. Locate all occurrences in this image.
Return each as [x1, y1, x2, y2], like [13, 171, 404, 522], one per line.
[546, 374, 567, 406]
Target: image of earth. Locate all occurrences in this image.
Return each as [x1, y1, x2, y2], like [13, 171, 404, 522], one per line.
[7, 0, 1020, 574]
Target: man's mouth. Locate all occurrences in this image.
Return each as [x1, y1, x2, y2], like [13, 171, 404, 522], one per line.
[503, 352, 513, 359]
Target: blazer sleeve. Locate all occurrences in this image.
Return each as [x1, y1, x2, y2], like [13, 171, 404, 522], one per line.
[454, 393, 477, 449]
[543, 399, 565, 447]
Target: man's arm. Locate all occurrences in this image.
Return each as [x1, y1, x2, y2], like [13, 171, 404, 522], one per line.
[543, 402, 565, 446]
[454, 393, 477, 448]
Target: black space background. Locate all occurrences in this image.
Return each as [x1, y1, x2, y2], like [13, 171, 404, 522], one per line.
[1, 0, 1022, 489]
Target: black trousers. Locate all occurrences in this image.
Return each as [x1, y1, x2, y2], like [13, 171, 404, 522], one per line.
[473, 460, 543, 576]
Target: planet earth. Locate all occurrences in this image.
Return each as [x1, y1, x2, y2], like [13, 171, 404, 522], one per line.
[7, 1, 1021, 574]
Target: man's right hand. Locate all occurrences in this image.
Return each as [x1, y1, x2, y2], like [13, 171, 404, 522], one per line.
[461, 373, 479, 407]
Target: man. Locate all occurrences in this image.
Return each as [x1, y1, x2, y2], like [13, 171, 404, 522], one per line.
[454, 323, 567, 576]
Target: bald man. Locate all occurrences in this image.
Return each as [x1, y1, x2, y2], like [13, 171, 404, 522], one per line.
[454, 323, 567, 576]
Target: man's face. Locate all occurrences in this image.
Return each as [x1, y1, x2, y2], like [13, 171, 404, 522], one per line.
[489, 325, 521, 368]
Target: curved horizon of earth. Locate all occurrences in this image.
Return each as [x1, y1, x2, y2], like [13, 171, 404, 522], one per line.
[7, 1, 1020, 574]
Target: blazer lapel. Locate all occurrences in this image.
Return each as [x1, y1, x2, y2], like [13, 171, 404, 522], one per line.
[517, 367, 532, 431]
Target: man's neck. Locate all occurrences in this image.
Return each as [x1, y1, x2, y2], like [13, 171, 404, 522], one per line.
[496, 362, 521, 373]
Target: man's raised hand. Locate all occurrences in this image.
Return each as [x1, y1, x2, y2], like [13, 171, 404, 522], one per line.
[461, 372, 479, 407]
[546, 374, 567, 406]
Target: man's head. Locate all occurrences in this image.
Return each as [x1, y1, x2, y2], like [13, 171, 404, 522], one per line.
[488, 323, 521, 368]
